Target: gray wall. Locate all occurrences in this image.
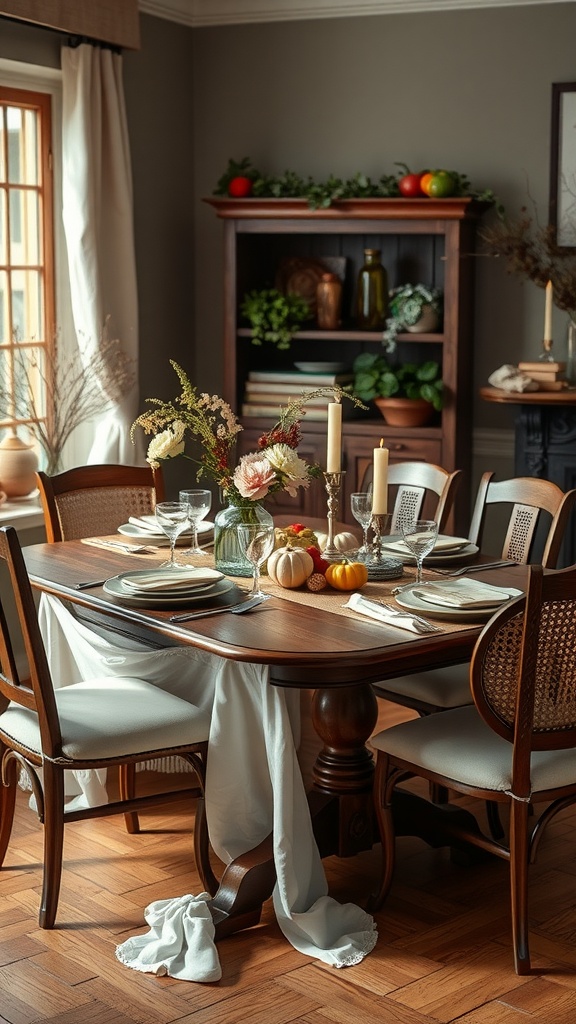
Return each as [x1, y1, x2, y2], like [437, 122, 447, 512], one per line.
[2, 3, 575, 500]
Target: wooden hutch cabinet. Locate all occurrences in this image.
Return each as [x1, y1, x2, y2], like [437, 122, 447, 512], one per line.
[206, 197, 487, 531]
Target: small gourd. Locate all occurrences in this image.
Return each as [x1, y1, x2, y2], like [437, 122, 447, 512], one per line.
[315, 530, 358, 553]
[273, 526, 319, 552]
[325, 558, 369, 592]
[268, 544, 314, 589]
[306, 572, 328, 592]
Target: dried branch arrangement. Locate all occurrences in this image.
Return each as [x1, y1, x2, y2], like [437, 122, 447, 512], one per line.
[481, 207, 576, 318]
[2, 325, 135, 475]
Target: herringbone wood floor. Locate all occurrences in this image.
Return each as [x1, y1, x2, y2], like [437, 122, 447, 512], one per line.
[2, 697, 576, 1024]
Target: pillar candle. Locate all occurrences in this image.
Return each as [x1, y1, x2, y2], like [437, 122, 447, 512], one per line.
[544, 280, 553, 342]
[371, 441, 389, 514]
[326, 401, 342, 473]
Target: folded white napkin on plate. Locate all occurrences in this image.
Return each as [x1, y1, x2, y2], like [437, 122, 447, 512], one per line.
[385, 534, 469, 554]
[128, 515, 166, 533]
[412, 578, 522, 609]
[344, 592, 426, 633]
[121, 568, 223, 592]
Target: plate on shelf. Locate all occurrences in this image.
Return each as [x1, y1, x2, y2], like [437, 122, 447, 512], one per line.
[294, 362, 349, 373]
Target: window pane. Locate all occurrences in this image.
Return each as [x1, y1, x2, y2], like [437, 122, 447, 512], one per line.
[0, 268, 7, 344]
[11, 269, 43, 341]
[7, 105, 39, 185]
[0, 106, 5, 182]
[0, 188, 6, 263]
[9, 188, 40, 264]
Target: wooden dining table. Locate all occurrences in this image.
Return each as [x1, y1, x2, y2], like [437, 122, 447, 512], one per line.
[23, 528, 529, 938]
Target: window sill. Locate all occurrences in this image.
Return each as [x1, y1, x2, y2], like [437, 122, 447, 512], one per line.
[0, 493, 46, 538]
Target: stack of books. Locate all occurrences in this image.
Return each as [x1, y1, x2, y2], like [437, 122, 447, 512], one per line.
[242, 369, 354, 420]
[518, 360, 568, 391]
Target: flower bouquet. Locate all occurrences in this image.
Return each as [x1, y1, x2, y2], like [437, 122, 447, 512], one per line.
[131, 361, 362, 574]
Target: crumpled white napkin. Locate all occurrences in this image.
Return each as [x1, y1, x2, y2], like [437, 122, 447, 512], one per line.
[115, 893, 222, 981]
[121, 568, 223, 592]
[344, 592, 426, 632]
[412, 578, 522, 609]
[488, 364, 539, 393]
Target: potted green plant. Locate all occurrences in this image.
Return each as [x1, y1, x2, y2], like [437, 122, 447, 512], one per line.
[352, 351, 444, 426]
[240, 288, 310, 350]
[383, 284, 443, 349]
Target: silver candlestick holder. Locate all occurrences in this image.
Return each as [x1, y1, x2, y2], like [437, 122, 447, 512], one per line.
[321, 470, 345, 562]
[366, 511, 404, 581]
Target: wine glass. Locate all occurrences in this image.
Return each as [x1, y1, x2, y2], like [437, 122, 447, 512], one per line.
[401, 519, 439, 584]
[350, 491, 373, 558]
[179, 488, 212, 557]
[155, 501, 190, 568]
[236, 523, 276, 600]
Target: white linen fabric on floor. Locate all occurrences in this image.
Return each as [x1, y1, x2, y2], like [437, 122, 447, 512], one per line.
[38, 594, 377, 981]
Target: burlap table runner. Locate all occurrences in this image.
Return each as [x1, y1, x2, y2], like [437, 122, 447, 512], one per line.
[82, 535, 478, 637]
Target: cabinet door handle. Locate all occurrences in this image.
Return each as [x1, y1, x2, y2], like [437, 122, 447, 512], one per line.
[390, 443, 406, 451]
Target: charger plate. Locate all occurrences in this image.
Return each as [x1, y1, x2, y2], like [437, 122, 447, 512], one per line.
[118, 520, 214, 544]
[103, 574, 235, 608]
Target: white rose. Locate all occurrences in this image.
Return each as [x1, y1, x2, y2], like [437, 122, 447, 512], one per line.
[146, 420, 186, 468]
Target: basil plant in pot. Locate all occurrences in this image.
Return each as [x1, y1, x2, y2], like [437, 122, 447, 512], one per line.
[352, 352, 444, 427]
[383, 284, 443, 349]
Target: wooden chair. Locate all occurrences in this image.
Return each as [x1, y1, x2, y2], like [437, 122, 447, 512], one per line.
[0, 526, 217, 928]
[35, 463, 197, 836]
[370, 562, 576, 975]
[372, 474, 576, 717]
[360, 461, 462, 534]
[36, 464, 165, 543]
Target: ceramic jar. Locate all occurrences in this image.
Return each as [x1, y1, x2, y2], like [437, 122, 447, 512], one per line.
[0, 433, 39, 497]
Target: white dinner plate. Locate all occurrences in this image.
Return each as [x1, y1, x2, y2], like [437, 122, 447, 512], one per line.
[395, 584, 522, 622]
[293, 361, 348, 373]
[118, 520, 214, 544]
[103, 574, 235, 608]
[383, 534, 470, 555]
[380, 538, 479, 566]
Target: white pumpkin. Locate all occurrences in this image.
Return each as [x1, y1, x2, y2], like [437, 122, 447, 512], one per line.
[267, 544, 314, 589]
[314, 530, 358, 553]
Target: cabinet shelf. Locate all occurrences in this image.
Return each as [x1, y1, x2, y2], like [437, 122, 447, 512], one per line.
[237, 327, 444, 344]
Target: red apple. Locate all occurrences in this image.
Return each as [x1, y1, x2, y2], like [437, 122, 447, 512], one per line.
[228, 176, 253, 198]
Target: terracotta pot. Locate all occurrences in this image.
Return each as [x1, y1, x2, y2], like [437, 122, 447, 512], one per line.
[374, 397, 434, 427]
[405, 304, 440, 333]
[0, 433, 39, 497]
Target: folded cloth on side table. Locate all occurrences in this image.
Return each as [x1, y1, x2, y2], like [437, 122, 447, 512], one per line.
[38, 594, 377, 981]
[488, 364, 539, 393]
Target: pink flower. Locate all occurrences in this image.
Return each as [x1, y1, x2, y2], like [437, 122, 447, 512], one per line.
[233, 452, 276, 501]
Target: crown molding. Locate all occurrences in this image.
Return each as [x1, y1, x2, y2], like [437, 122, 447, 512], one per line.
[138, 0, 566, 28]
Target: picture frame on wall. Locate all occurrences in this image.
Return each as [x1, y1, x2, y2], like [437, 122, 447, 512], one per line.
[550, 81, 576, 248]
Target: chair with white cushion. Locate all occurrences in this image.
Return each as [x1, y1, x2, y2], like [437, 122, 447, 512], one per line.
[370, 561, 576, 975]
[0, 525, 217, 928]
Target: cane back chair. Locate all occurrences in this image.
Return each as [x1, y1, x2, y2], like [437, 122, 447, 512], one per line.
[360, 460, 462, 535]
[370, 562, 576, 975]
[36, 464, 165, 543]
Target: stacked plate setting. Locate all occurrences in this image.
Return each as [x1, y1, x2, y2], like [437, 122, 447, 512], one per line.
[117, 514, 215, 546]
[396, 577, 523, 621]
[381, 534, 479, 566]
[103, 567, 234, 607]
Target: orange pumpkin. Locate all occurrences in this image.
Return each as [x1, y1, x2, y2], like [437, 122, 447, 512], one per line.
[325, 558, 368, 591]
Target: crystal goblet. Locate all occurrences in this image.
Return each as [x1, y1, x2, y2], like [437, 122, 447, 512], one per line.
[155, 501, 190, 568]
[179, 488, 212, 556]
[401, 519, 438, 584]
[236, 523, 276, 600]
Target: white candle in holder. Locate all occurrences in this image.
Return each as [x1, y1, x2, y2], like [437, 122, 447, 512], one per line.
[326, 401, 342, 473]
[371, 440, 389, 514]
[544, 280, 553, 342]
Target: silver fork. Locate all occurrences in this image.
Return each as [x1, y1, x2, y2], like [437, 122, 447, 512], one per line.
[91, 539, 158, 554]
[432, 559, 517, 577]
[378, 601, 442, 633]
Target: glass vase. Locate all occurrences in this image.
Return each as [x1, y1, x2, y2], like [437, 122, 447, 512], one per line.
[566, 319, 576, 386]
[213, 500, 274, 577]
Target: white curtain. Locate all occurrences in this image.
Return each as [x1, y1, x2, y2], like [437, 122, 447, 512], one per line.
[61, 43, 140, 466]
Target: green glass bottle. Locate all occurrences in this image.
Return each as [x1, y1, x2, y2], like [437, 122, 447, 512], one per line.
[355, 248, 388, 330]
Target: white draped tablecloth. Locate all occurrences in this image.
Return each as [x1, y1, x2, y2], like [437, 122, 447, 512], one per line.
[38, 594, 377, 981]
